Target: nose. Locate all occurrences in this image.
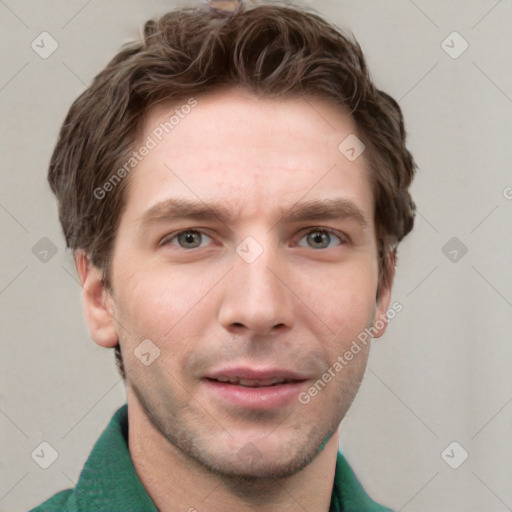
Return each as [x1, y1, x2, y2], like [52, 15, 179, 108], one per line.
[218, 242, 295, 337]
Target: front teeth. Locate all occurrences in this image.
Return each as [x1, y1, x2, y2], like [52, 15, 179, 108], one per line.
[215, 377, 287, 387]
[239, 378, 286, 387]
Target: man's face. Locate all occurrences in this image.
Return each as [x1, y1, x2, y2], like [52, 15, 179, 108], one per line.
[106, 87, 391, 478]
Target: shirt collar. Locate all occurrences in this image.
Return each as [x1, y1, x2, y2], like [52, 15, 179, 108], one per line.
[68, 404, 390, 511]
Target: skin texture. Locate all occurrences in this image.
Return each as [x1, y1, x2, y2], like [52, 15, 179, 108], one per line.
[76, 86, 394, 511]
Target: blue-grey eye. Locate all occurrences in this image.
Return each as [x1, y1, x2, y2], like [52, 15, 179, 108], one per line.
[163, 230, 212, 249]
[298, 230, 343, 249]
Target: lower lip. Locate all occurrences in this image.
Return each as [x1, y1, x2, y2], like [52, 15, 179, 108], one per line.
[202, 379, 307, 410]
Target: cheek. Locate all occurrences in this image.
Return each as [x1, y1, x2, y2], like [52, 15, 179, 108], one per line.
[294, 263, 377, 340]
[112, 266, 219, 344]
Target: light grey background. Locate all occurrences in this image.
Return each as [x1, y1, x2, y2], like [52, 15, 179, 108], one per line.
[1, 1, 511, 511]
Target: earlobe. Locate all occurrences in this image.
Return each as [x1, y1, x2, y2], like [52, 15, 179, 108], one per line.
[75, 251, 119, 348]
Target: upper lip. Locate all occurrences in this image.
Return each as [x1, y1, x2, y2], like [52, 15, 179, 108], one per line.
[204, 367, 309, 383]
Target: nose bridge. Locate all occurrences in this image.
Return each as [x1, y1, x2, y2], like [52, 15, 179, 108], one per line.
[218, 236, 294, 335]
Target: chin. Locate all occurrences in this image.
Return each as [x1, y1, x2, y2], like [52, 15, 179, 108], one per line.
[209, 452, 313, 481]
[196, 432, 324, 481]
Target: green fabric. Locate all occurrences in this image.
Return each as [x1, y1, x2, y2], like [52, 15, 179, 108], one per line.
[30, 404, 394, 512]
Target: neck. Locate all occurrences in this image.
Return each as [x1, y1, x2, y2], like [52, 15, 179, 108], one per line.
[126, 387, 339, 512]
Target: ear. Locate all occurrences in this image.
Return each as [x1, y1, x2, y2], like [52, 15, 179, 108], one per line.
[74, 251, 119, 348]
[371, 249, 396, 339]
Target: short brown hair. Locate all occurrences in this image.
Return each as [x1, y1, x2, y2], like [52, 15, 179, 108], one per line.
[48, 2, 416, 378]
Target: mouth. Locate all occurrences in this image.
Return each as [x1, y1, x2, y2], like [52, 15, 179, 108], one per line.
[204, 376, 304, 388]
[201, 367, 310, 409]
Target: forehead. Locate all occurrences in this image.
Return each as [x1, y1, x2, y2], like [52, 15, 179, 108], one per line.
[124, 87, 374, 226]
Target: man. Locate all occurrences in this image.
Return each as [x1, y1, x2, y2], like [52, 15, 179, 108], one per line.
[31, 2, 416, 511]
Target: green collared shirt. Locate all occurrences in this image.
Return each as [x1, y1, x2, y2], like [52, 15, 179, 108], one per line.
[30, 404, 393, 512]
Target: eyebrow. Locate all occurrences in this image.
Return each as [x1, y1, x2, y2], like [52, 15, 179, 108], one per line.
[139, 197, 370, 232]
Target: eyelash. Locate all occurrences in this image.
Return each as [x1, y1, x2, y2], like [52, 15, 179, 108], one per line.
[160, 228, 348, 250]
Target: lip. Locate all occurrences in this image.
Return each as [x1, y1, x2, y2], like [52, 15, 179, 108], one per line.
[202, 366, 310, 410]
[205, 366, 309, 381]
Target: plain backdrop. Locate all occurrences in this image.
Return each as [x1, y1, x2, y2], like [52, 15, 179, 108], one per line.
[1, 1, 511, 511]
